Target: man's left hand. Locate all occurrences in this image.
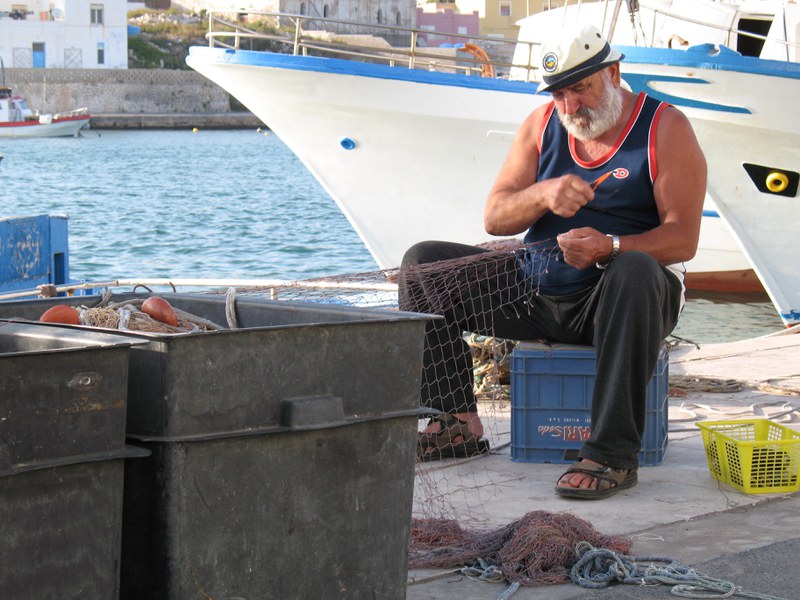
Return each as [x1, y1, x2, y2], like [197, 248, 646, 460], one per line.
[556, 228, 610, 269]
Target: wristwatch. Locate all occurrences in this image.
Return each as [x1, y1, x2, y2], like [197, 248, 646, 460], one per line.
[596, 234, 620, 270]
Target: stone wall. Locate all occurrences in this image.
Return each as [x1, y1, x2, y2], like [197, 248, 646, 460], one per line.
[6, 68, 232, 115]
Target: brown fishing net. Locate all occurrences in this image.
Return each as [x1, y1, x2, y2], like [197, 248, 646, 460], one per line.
[409, 511, 632, 585]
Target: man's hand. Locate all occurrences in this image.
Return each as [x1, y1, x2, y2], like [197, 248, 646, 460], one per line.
[557, 227, 610, 269]
[543, 175, 595, 218]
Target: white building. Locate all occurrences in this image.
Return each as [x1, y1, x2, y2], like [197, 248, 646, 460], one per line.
[0, 0, 129, 69]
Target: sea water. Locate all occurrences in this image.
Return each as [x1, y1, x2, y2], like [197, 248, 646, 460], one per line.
[0, 129, 784, 343]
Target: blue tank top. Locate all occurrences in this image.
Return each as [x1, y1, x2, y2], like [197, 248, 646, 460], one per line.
[522, 92, 668, 295]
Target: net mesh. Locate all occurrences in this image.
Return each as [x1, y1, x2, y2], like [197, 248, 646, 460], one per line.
[223, 241, 631, 585]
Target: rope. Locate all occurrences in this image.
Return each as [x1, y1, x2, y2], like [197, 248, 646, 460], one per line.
[570, 543, 790, 600]
[225, 287, 238, 329]
[461, 559, 506, 583]
[460, 560, 520, 599]
[669, 375, 744, 393]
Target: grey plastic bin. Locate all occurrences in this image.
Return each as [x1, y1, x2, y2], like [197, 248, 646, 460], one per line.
[0, 321, 147, 598]
[0, 293, 432, 599]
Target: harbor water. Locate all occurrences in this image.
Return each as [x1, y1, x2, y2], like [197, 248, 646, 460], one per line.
[0, 128, 784, 344]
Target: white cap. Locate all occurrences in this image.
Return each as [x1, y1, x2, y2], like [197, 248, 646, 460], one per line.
[537, 25, 625, 93]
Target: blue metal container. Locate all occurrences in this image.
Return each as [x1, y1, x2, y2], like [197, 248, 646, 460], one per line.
[0, 215, 69, 294]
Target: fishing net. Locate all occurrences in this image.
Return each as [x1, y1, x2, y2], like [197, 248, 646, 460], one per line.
[409, 511, 632, 585]
[75, 297, 224, 334]
[225, 241, 633, 585]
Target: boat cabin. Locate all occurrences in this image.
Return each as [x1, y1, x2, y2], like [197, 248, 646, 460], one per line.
[0, 88, 34, 123]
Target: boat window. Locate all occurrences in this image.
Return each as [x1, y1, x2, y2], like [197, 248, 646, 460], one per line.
[737, 17, 772, 57]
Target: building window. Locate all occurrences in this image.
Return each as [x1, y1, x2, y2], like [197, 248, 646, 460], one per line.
[323, 4, 329, 17]
[97, 42, 105, 65]
[65, 48, 83, 68]
[12, 47, 32, 68]
[299, 2, 306, 15]
[396, 10, 401, 25]
[376, 9, 383, 23]
[499, 2, 511, 16]
[90, 4, 104, 25]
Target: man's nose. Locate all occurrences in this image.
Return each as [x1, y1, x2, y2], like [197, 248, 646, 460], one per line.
[562, 93, 582, 115]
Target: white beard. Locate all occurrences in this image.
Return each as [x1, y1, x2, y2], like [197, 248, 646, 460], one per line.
[557, 74, 624, 141]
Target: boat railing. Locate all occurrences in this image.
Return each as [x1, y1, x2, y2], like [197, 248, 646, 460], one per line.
[642, 4, 800, 56]
[204, 10, 541, 81]
[203, 4, 800, 83]
[53, 107, 89, 119]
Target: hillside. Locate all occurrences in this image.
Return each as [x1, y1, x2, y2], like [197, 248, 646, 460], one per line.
[127, 9, 289, 70]
[127, 10, 208, 69]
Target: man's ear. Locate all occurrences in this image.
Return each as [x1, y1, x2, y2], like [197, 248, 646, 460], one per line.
[608, 63, 622, 86]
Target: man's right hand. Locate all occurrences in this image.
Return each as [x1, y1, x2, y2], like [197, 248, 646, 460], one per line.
[543, 174, 595, 218]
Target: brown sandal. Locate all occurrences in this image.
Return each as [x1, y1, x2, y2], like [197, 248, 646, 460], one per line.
[416, 414, 490, 462]
[555, 461, 637, 500]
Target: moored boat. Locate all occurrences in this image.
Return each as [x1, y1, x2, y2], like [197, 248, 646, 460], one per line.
[185, 2, 800, 326]
[0, 85, 90, 138]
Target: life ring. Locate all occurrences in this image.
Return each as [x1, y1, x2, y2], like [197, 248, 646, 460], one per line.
[459, 43, 495, 78]
[766, 171, 789, 194]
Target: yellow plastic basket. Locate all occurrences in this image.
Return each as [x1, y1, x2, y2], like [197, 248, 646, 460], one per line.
[697, 419, 800, 494]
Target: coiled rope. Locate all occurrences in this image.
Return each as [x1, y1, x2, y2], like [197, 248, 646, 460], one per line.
[570, 542, 790, 599]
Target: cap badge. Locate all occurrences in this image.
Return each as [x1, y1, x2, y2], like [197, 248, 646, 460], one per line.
[542, 52, 558, 73]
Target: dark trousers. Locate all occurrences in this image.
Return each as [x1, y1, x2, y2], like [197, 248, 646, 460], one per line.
[398, 240, 683, 469]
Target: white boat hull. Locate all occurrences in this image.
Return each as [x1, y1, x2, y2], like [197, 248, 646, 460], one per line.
[186, 55, 757, 271]
[0, 115, 90, 138]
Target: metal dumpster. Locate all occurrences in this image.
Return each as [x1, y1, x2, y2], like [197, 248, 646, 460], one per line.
[0, 293, 431, 599]
[0, 321, 147, 598]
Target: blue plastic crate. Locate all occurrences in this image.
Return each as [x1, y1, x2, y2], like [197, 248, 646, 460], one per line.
[510, 342, 669, 466]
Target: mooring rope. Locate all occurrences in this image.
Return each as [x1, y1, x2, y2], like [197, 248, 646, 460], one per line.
[570, 543, 790, 600]
[225, 287, 238, 329]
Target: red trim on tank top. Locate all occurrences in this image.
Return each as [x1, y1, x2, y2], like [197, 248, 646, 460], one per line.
[537, 102, 557, 154]
[568, 92, 647, 169]
[648, 102, 669, 183]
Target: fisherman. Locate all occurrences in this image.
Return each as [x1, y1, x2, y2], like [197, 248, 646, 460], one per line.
[400, 24, 706, 499]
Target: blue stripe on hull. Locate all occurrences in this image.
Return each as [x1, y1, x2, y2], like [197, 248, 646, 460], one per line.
[189, 42, 800, 98]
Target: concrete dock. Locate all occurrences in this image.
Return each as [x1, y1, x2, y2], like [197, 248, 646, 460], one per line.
[88, 112, 264, 129]
[407, 331, 800, 599]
